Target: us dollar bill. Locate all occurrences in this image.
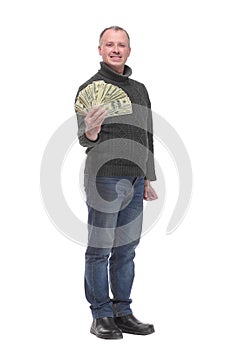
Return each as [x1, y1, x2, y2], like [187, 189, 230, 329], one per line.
[74, 80, 132, 117]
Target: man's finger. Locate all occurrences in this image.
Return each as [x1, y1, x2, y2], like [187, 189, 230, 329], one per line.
[86, 107, 107, 123]
[87, 105, 101, 118]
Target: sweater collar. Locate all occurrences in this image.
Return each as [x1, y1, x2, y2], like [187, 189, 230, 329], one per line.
[98, 62, 132, 82]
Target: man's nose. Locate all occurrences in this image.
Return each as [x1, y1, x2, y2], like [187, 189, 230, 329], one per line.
[113, 44, 120, 53]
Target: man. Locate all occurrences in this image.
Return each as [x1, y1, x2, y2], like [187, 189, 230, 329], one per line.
[75, 26, 158, 339]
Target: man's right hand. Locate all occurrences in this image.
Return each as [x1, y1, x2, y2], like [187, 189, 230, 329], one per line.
[84, 106, 107, 141]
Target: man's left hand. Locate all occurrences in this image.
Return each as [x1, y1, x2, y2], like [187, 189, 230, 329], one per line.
[144, 180, 158, 201]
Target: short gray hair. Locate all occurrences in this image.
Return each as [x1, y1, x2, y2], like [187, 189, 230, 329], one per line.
[99, 26, 131, 47]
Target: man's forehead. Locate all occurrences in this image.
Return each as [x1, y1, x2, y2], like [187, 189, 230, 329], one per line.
[101, 29, 128, 42]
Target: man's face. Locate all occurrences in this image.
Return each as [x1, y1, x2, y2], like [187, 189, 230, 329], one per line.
[98, 29, 131, 74]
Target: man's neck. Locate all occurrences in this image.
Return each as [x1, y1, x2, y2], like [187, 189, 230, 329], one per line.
[99, 62, 132, 82]
[108, 64, 124, 75]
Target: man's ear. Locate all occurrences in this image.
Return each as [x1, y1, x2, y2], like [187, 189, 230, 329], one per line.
[98, 46, 102, 56]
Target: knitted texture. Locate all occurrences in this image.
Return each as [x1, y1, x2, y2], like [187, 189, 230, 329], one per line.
[75, 62, 156, 181]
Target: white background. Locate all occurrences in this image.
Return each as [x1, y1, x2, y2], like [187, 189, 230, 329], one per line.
[1, 0, 233, 349]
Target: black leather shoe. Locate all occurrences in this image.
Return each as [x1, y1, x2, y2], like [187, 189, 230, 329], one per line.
[114, 314, 155, 335]
[90, 317, 123, 339]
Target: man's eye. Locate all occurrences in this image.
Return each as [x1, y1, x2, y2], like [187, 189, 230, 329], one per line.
[119, 44, 126, 47]
[106, 43, 113, 47]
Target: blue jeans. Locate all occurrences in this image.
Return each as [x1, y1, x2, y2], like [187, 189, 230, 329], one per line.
[84, 176, 144, 319]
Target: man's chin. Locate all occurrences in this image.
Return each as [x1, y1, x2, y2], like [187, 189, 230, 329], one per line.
[106, 60, 125, 72]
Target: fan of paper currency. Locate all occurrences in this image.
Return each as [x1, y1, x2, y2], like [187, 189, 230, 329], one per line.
[74, 80, 132, 117]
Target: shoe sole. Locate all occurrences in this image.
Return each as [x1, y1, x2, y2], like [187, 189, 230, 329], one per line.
[119, 327, 155, 335]
[90, 328, 123, 340]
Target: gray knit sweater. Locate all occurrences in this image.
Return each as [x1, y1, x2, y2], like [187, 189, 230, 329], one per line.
[75, 62, 156, 181]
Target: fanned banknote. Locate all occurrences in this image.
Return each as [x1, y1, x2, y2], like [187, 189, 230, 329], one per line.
[74, 80, 132, 117]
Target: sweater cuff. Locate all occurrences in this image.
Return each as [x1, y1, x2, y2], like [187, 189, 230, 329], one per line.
[145, 174, 157, 181]
[79, 133, 100, 147]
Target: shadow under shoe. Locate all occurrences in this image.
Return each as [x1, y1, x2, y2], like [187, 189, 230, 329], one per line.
[114, 314, 155, 335]
[90, 317, 123, 339]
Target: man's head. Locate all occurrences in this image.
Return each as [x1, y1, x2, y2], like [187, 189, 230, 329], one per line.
[98, 26, 131, 74]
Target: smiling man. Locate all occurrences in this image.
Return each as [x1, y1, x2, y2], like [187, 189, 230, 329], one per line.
[75, 26, 158, 339]
[98, 27, 131, 74]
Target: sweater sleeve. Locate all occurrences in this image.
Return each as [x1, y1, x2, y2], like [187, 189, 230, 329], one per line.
[76, 112, 100, 148]
[142, 85, 157, 181]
